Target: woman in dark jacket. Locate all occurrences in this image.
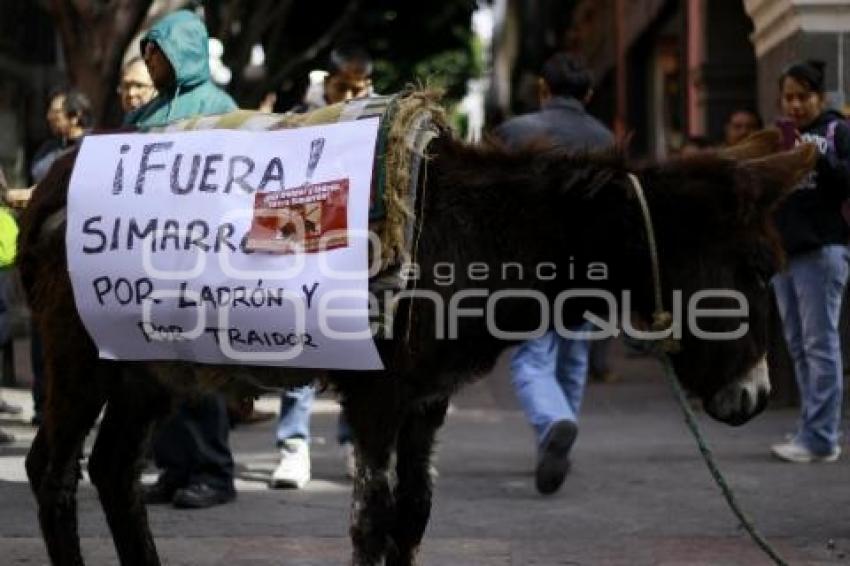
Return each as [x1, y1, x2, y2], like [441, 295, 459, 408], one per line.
[771, 60, 850, 463]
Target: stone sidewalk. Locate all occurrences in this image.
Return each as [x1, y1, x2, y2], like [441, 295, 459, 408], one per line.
[0, 344, 848, 564]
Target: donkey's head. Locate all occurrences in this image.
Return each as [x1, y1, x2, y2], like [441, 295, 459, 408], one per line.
[637, 131, 817, 425]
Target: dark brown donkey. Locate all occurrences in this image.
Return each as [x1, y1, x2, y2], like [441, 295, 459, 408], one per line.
[18, 129, 814, 565]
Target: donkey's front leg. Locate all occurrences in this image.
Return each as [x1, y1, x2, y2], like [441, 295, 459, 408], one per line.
[386, 397, 449, 566]
[29, 353, 107, 566]
[88, 368, 171, 566]
[339, 375, 401, 565]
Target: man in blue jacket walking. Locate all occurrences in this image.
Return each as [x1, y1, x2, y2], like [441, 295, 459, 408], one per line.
[496, 53, 613, 495]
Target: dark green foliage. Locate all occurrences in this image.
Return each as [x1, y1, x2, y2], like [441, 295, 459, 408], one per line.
[202, 0, 479, 108]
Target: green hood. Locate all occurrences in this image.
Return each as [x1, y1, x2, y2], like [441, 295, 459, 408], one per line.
[142, 10, 210, 89]
[127, 10, 236, 127]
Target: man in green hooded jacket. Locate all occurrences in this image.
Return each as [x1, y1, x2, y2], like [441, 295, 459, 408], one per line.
[126, 9, 235, 128]
[131, 9, 238, 509]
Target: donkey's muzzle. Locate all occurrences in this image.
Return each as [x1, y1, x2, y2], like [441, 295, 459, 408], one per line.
[704, 358, 770, 426]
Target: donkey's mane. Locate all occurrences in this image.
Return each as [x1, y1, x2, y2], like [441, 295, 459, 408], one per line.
[426, 134, 768, 265]
[431, 133, 761, 230]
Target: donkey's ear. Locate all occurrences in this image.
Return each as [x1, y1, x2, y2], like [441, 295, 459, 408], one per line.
[736, 142, 818, 209]
[718, 128, 782, 161]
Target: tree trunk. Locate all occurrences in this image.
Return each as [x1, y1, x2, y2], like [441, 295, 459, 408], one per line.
[48, 0, 153, 126]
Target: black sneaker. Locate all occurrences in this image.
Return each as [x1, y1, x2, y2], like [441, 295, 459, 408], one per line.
[0, 429, 14, 445]
[535, 420, 578, 495]
[142, 477, 181, 505]
[172, 482, 236, 509]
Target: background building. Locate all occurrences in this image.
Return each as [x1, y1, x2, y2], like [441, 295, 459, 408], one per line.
[490, 0, 850, 159]
[745, 0, 850, 121]
[490, 0, 850, 404]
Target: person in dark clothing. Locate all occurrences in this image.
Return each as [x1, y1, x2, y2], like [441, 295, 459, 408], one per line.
[149, 395, 235, 506]
[29, 88, 92, 426]
[31, 90, 69, 185]
[723, 108, 762, 147]
[770, 60, 850, 463]
[131, 10, 238, 509]
[496, 55, 611, 149]
[496, 53, 614, 495]
[31, 89, 91, 183]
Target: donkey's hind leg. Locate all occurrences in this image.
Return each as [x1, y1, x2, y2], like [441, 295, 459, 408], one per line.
[339, 375, 401, 566]
[88, 367, 171, 566]
[386, 397, 449, 566]
[28, 356, 107, 566]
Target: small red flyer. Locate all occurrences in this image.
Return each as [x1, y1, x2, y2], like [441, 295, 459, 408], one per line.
[245, 179, 349, 254]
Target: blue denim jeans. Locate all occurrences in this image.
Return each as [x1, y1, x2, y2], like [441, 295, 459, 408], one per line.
[772, 244, 850, 454]
[277, 385, 352, 445]
[510, 324, 592, 445]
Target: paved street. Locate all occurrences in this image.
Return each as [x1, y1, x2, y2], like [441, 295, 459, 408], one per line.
[1, 342, 849, 565]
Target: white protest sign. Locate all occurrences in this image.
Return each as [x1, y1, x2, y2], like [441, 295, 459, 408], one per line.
[66, 119, 384, 370]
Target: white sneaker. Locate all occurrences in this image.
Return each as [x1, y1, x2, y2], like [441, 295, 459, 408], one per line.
[341, 442, 357, 479]
[771, 440, 840, 463]
[271, 438, 311, 488]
